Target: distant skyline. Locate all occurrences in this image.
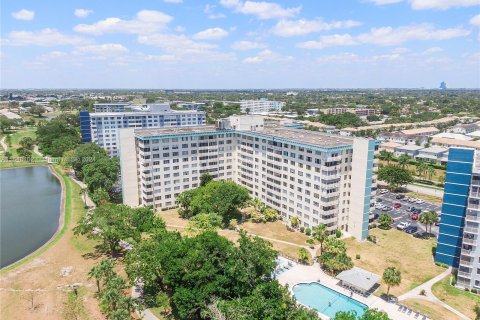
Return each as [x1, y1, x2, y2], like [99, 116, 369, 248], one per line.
[1, 0, 479, 89]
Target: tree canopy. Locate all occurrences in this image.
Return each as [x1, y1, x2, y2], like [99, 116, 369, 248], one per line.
[377, 165, 413, 190]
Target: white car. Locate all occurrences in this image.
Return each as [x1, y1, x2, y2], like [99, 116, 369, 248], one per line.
[415, 199, 424, 204]
[379, 189, 389, 194]
[397, 222, 411, 231]
[408, 197, 416, 203]
[375, 203, 384, 209]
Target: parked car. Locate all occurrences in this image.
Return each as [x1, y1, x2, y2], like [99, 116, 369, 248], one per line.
[375, 203, 384, 209]
[379, 189, 389, 194]
[382, 206, 392, 211]
[397, 222, 410, 230]
[411, 213, 419, 220]
[414, 208, 422, 214]
[395, 194, 405, 200]
[414, 232, 429, 239]
[415, 199, 424, 204]
[376, 198, 382, 202]
[407, 206, 415, 212]
[394, 203, 401, 209]
[408, 197, 416, 203]
[405, 225, 418, 234]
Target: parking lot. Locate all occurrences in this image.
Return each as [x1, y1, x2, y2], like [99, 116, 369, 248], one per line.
[372, 190, 442, 236]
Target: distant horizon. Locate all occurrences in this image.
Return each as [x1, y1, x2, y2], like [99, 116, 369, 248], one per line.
[1, 87, 480, 91]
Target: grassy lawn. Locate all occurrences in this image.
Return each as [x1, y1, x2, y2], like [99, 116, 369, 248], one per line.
[1, 126, 40, 158]
[402, 299, 463, 320]
[159, 209, 189, 228]
[406, 192, 443, 206]
[432, 275, 480, 320]
[239, 220, 311, 246]
[379, 160, 445, 183]
[344, 228, 444, 296]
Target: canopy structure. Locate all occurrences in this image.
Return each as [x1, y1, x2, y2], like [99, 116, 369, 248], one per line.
[336, 267, 380, 295]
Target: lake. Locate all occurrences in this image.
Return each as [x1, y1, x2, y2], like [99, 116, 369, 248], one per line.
[0, 166, 62, 268]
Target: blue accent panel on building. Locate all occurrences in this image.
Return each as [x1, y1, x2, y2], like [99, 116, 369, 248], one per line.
[441, 203, 468, 217]
[80, 111, 92, 143]
[361, 139, 376, 241]
[435, 147, 474, 268]
[444, 183, 471, 196]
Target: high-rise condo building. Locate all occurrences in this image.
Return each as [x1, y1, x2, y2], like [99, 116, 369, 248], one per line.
[435, 147, 480, 290]
[119, 116, 378, 240]
[225, 99, 285, 113]
[80, 103, 206, 157]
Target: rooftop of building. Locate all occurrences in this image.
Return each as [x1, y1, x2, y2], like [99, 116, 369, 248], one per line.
[395, 144, 424, 151]
[401, 127, 439, 135]
[431, 137, 480, 149]
[432, 132, 472, 141]
[380, 141, 403, 148]
[467, 130, 480, 137]
[133, 125, 359, 149]
[418, 146, 448, 153]
[93, 102, 130, 105]
[90, 110, 205, 116]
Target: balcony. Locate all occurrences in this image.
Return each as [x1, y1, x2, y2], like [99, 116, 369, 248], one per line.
[458, 271, 472, 278]
[463, 237, 477, 245]
[466, 212, 480, 222]
[461, 248, 474, 256]
[464, 227, 479, 234]
[470, 192, 480, 198]
[459, 259, 473, 267]
[468, 204, 480, 210]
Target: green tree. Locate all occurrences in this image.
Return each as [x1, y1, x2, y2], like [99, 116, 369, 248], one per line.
[334, 311, 357, 320]
[83, 157, 120, 193]
[397, 154, 410, 168]
[289, 215, 300, 228]
[298, 247, 310, 264]
[377, 165, 413, 190]
[427, 210, 439, 233]
[320, 237, 353, 274]
[200, 173, 213, 186]
[474, 304, 480, 320]
[416, 161, 429, 180]
[88, 259, 116, 293]
[383, 267, 401, 297]
[185, 212, 223, 236]
[19, 137, 34, 150]
[378, 213, 393, 230]
[426, 165, 436, 181]
[36, 117, 80, 156]
[0, 116, 17, 133]
[378, 150, 394, 164]
[69, 143, 108, 179]
[362, 309, 391, 320]
[29, 105, 46, 117]
[313, 224, 329, 255]
[5, 134, 12, 146]
[4, 151, 12, 160]
[91, 188, 110, 206]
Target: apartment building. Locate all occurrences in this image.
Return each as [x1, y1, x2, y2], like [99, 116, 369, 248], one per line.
[226, 99, 285, 113]
[435, 147, 480, 290]
[80, 103, 206, 156]
[94, 103, 129, 112]
[119, 116, 378, 240]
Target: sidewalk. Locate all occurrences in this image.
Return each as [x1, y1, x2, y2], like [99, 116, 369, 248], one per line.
[68, 171, 95, 208]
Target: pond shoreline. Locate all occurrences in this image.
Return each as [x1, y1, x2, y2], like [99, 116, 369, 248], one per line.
[0, 165, 66, 271]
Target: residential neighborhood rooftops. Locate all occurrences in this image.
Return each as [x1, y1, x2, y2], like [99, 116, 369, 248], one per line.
[418, 146, 448, 154]
[433, 132, 472, 140]
[401, 127, 439, 135]
[431, 137, 480, 149]
[395, 144, 424, 151]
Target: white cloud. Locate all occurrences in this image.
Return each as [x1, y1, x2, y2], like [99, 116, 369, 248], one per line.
[193, 27, 229, 40]
[470, 14, 480, 26]
[243, 49, 292, 63]
[420, 47, 443, 55]
[271, 19, 361, 37]
[220, 0, 301, 20]
[74, 10, 173, 35]
[163, 0, 183, 2]
[74, 44, 129, 55]
[231, 40, 266, 50]
[3, 28, 91, 46]
[297, 24, 470, 48]
[204, 4, 227, 19]
[409, 0, 480, 10]
[11, 9, 35, 21]
[74, 9, 93, 18]
[297, 34, 356, 49]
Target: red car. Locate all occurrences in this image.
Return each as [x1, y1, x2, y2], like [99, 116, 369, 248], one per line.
[394, 203, 401, 209]
[411, 213, 419, 221]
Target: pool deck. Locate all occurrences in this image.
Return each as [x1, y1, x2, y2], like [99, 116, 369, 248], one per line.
[277, 262, 423, 320]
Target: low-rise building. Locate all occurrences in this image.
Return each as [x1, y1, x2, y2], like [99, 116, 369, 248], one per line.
[450, 124, 480, 135]
[431, 137, 480, 151]
[416, 146, 448, 164]
[119, 116, 379, 240]
[394, 144, 424, 157]
[433, 132, 472, 141]
[379, 141, 403, 153]
[400, 126, 439, 137]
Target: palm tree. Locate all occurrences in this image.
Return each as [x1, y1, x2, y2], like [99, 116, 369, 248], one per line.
[88, 259, 116, 293]
[397, 155, 410, 168]
[427, 210, 439, 233]
[378, 150, 394, 164]
[419, 212, 430, 235]
[426, 165, 436, 181]
[416, 161, 429, 180]
[79, 188, 88, 207]
[383, 267, 401, 297]
[323, 237, 346, 255]
[313, 224, 329, 255]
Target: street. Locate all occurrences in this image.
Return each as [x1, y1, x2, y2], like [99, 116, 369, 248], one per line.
[372, 190, 442, 236]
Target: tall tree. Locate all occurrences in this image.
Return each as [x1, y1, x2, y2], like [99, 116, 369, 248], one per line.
[397, 154, 410, 168]
[377, 165, 413, 190]
[313, 224, 329, 255]
[88, 259, 116, 293]
[378, 150, 394, 164]
[82, 157, 120, 193]
[382, 267, 401, 297]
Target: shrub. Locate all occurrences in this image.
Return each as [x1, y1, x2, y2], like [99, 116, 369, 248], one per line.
[420, 289, 426, 296]
[367, 235, 377, 244]
[228, 218, 238, 230]
[300, 226, 305, 233]
[335, 229, 342, 238]
[305, 227, 311, 236]
[435, 261, 449, 269]
[471, 289, 478, 294]
[356, 254, 361, 260]
[465, 288, 470, 292]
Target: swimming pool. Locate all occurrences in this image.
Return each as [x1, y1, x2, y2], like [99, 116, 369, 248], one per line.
[292, 282, 367, 318]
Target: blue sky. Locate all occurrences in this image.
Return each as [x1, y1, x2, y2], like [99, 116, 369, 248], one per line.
[1, 0, 479, 88]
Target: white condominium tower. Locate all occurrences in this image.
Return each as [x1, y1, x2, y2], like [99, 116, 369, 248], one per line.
[119, 116, 378, 240]
[80, 103, 206, 157]
[234, 99, 285, 113]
